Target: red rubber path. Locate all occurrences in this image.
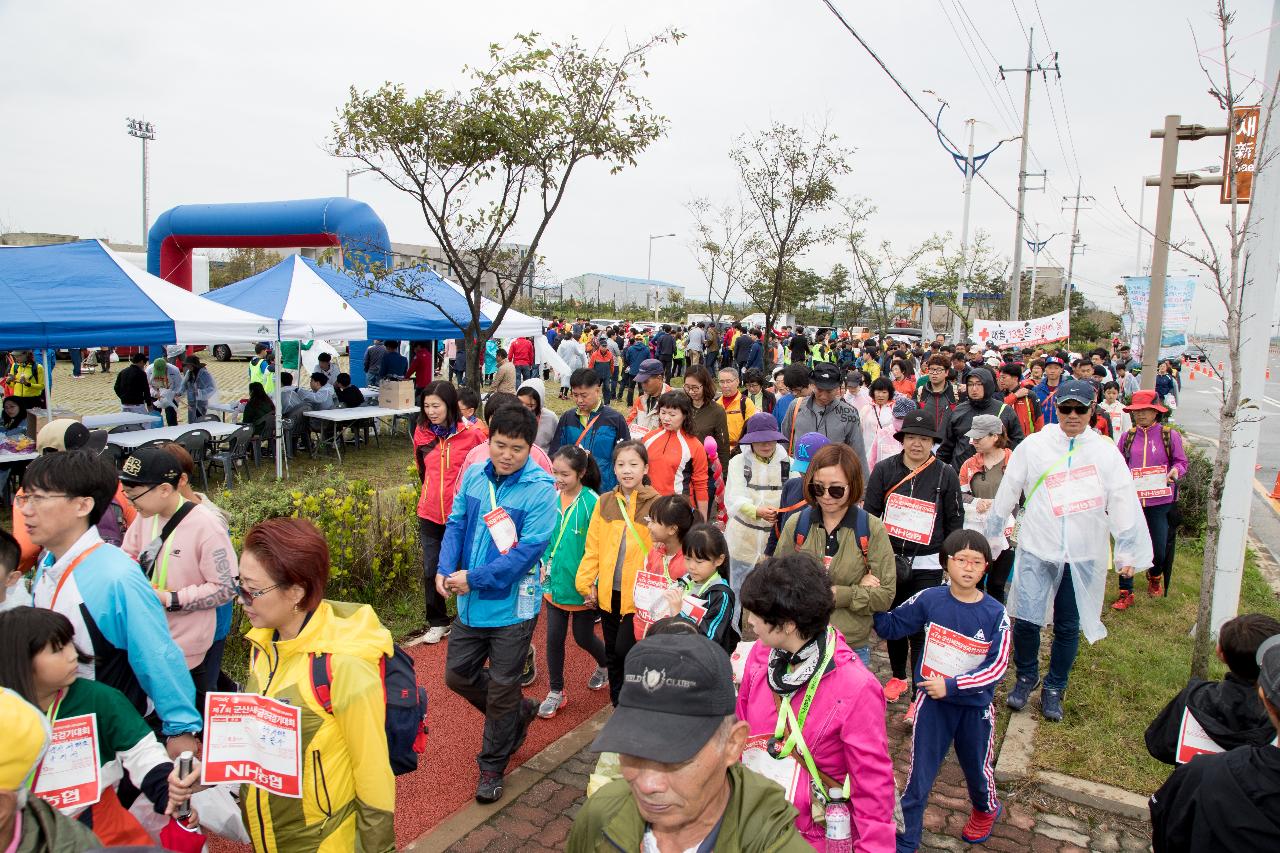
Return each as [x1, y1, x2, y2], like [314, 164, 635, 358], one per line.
[211, 616, 611, 851]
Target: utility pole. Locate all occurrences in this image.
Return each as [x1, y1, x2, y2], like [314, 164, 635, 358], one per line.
[1001, 29, 1058, 320]
[1062, 178, 1093, 313]
[1212, 0, 1280, 635]
[1141, 117, 1227, 389]
[126, 118, 156, 248]
[648, 233, 676, 322]
[930, 103, 1011, 342]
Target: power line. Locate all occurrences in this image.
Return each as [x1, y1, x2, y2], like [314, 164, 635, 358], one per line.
[939, 0, 1022, 133]
[816, 0, 1022, 217]
[1009, 0, 1030, 43]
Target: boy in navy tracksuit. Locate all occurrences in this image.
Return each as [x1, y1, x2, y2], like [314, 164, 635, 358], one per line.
[874, 529, 1011, 853]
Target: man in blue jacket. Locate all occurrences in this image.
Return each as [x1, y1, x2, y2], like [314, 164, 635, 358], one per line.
[548, 368, 629, 490]
[439, 405, 558, 805]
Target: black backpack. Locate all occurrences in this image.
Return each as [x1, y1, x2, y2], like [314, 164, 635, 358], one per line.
[793, 505, 870, 560]
[309, 645, 429, 776]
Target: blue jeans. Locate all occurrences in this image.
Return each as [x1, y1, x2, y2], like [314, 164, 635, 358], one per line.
[850, 645, 871, 667]
[1012, 564, 1081, 691]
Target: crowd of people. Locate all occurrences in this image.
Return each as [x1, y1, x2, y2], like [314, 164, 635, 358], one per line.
[1, 318, 1276, 853]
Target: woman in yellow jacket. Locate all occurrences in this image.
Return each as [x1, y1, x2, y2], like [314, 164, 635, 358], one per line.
[575, 440, 659, 705]
[168, 518, 395, 853]
[5, 350, 46, 405]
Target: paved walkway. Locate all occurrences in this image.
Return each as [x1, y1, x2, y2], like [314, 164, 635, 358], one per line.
[421, 645, 1155, 852]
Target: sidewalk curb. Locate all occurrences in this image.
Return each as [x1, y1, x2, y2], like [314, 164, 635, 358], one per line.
[994, 706, 1149, 820]
[403, 705, 611, 853]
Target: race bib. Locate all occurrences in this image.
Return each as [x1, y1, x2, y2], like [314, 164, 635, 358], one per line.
[1044, 465, 1104, 517]
[482, 506, 518, 554]
[202, 692, 303, 798]
[33, 714, 100, 811]
[920, 623, 990, 679]
[883, 493, 937, 544]
[680, 595, 708, 624]
[741, 735, 803, 804]
[730, 641, 757, 685]
[1132, 466, 1173, 500]
[633, 570, 675, 640]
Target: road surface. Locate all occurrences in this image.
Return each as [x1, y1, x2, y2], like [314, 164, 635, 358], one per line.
[1169, 343, 1280, 562]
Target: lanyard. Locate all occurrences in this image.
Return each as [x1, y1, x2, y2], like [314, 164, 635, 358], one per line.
[488, 480, 502, 512]
[545, 492, 583, 565]
[616, 493, 651, 557]
[27, 689, 67, 793]
[1024, 442, 1079, 504]
[574, 412, 602, 448]
[770, 628, 836, 798]
[46, 543, 105, 611]
[147, 498, 187, 590]
[688, 572, 721, 596]
[887, 456, 935, 496]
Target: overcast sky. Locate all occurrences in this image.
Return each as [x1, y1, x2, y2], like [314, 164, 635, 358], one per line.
[1, 0, 1274, 318]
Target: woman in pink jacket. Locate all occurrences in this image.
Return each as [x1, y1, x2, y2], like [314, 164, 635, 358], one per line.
[736, 552, 896, 852]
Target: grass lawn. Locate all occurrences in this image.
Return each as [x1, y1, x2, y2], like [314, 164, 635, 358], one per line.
[1031, 541, 1280, 794]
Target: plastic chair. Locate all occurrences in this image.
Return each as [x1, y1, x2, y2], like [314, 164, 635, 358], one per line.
[108, 423, 144, 434]
[175, 429, 212, 492]
[194, 415, 222, 424]
[208, 426, 254, 489]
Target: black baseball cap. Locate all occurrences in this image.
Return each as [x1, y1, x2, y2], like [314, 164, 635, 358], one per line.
[811, 362, 841, 391]
[118, 446, 182, 487]
[895, 409, 941, 442]
[1055, 379, 1098, 406]
[591, 634, 737, 763]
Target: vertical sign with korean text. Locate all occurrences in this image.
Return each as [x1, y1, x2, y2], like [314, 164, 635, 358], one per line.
[1221, 105, 1260, 204]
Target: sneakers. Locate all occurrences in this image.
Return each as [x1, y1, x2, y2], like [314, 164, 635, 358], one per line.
[1147, 573, 1163, 597]
[538, 690, 567, 719]
[1041, 688, 1065, 722]
[422, 625, 450, 644]
[961, 802, 1003, 844]
[1111, 590, 1136, 611]
[883, 677, 910, 703]
[521, 645, 537, 687]
[475, 771, 504, 804]
[1006, 677, 1038, 712]
[902, 702, 917, 725]
[587, 666, 609, 691]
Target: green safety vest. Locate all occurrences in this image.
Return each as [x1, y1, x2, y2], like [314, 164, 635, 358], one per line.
[248, 357, 276, 393]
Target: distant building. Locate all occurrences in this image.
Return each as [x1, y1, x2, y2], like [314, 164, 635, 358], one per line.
[562, 273, 686, 310]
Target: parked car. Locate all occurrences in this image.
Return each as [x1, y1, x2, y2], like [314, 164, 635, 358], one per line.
[209, 340, 349, 361]
[1185, 343, 1210, 363]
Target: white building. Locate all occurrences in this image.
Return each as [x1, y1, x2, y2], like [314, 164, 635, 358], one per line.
[562, 272, 685, 310]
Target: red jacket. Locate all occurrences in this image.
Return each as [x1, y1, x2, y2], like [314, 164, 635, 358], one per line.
[509, 337, 534, 367]
[405, 350, 434, 389]
[641, 427, 710, 504]
[1004, 389, 1043, 436]
[414, 422, 488, 524]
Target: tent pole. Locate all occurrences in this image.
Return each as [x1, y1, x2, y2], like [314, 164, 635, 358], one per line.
[273, 332, 284, 480]
[42, 348, 54, 413]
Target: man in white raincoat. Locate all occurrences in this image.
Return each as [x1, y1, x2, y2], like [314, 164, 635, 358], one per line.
[986, 379, 1153, 722]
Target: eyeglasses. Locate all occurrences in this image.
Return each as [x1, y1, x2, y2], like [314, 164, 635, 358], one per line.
[235, 582, 284, 605]
[948, 556, 987, 568]
[13, 493, 70, 509]
[122, 483, 160, 501]
[807, 483, 848, 500]
[1057, 403, 1092, 416]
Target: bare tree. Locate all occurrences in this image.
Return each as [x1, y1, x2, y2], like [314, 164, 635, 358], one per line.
[844, 201, 934, 334]
[733, 121, 852, 369]
[1117, 2, 1279, 677]
[332, 30, 680, 388]
[686, 196, 761, 326]
[912, 230, 1008, 332]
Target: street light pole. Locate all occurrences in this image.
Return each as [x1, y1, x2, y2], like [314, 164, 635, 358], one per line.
[648, 232, 676, 322]
[346, 167, 374, 198]
[126, 118, 156, 247]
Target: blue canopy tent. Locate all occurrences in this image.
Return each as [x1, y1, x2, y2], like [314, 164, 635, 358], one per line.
[0, 240, 276, 415]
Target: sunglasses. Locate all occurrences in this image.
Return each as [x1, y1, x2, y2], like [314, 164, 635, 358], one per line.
[234, 582, 284, 605]
[807, 483, 848, 500]
[1057, 403, 1091, 415]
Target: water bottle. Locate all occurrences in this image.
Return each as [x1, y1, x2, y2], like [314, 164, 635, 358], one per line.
[516, 570, 540, 620]
[175, 751, 194, 821]
[824, 786, 853, 853]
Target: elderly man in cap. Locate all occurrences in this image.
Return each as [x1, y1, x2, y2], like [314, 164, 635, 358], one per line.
[568, 633, 810, 853]
[626, 359, 673, 437]
[779, 362, 868, 477]
[986, 379, 1153, 723]
[1150, 633, 1280, 851]
[0, 687, 101, 852]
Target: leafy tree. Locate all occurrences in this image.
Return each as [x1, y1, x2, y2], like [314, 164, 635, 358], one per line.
[910, 230, 1006, 335]
[844, 203, 934, 335]
[209, 247, 280, 289]
[332, 30, 681, 388]
[733, 121, 851, 369]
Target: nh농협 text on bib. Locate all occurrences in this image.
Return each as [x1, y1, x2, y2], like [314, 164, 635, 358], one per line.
[1044, 464, 1104, 517]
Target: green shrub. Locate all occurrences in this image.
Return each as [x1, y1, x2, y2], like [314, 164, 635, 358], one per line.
[1176, 439, 1214, 538]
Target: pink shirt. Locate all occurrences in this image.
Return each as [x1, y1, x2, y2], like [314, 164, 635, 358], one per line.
[121, 502, 238, 667]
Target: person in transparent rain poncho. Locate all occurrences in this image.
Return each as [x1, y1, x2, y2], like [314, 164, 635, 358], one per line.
[984, 380, 1152, 723]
